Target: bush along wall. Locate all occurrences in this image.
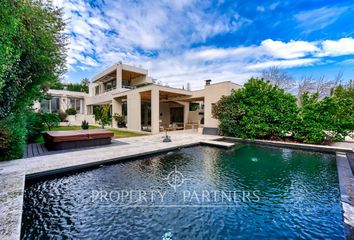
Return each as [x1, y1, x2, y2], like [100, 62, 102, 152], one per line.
[213, 78, 299, 140]
[213, 78, 354, 144]
[0, 114, 27, 160]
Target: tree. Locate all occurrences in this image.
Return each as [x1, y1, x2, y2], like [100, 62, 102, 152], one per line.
[294, 91, 354, 144]
[296, 72, 342, 99]
[0, 0, 67, 119]
[94, 104, 112, 128]
[213, 78, 299, 140]
[0, 0, 66, 160]
[261, 66, 295, 91]
[81, 78, 90, 93]
[40, 112, 60, 130]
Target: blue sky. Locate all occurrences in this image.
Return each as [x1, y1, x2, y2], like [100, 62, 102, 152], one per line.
[55, 0, 354, 89]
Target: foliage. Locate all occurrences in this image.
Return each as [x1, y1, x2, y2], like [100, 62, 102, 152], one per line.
[65, 108, 77, 115]
[294, 92, 354, 143]
[0, 114, 27, 160]
[25, 109, 45, 143]
[51, 78, 90, 93]
[0, 0, 67, 119]
[113, 113, 126, 127]
[189, 103, 199, 111]
[81, 78, 89, 93]
[58, 111, 68, 121]
[331, 80, 354, 119]
[39, 112, 60, 130]
[94, 104, 111, 128]
[293, 85, 354, 144]
[213, 78, 299, 140]
[81, 120, 89, 130]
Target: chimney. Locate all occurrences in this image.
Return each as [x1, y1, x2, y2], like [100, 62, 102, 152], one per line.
[205, 79, 211, 86]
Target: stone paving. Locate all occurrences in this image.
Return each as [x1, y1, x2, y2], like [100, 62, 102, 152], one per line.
[0, 132, 353, 239]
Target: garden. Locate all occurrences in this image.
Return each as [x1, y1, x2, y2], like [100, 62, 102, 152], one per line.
[213, 78, 354, 144]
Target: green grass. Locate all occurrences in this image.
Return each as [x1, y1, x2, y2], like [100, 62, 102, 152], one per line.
[50, 125, 146, 139]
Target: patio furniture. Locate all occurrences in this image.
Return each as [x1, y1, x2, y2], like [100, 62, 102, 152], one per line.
[43, 129, 114, 151]
[166, 122, 184, 131]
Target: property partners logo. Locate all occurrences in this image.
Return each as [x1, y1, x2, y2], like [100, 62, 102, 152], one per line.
[91, 166, 260, 207]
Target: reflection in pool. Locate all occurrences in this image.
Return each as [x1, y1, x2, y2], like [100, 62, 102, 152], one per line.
[21, 144, 344, 239]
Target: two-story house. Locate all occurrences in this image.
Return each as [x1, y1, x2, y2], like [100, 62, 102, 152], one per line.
[86, 62, 241, 134]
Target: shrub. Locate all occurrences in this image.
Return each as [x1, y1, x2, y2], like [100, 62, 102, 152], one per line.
[0, 114, 26, 160]
[94, 104, 111, 129]
[39, 112, 60, 130]
[0, 0, 66, 119]
[25, 110, 45, 143]
[65, 108, 77, 115]
[113, 113, 126, 128]
[81, 120, 89, 130]
[213, 78, 299, 140]
[58, 111, 68, 121]
[294, 92, 354, 144]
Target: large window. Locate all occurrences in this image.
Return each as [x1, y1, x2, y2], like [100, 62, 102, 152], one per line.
[122, 79, 131, 88]
[104, 79, 116, 92]
[68, 98, 84, 114]
[95, 86, 100, 95]
[40, 99, 50, 112]
[40, 97, 60, 113]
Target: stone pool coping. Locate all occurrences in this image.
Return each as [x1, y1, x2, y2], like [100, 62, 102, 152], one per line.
[336, 153, 354, 236]
[0, 132, 353, 240]
[216, 136, 354, 153]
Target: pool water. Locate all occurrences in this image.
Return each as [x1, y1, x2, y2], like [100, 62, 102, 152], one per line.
[21, 144, 344, 239]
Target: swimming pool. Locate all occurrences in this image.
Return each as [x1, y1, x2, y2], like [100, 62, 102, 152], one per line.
[21, 144, 344, 239]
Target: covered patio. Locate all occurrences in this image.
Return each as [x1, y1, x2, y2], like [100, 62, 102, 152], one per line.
[112, 85, 204, 134]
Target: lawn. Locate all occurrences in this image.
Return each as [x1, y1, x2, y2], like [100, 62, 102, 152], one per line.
[47, 125, 146, 139]
[29, 124, 147, 156]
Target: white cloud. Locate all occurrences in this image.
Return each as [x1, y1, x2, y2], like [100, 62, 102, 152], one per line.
[317, 38, 354, 57]
[246, 58, 319, 70]
[261, 39, 319, 59]
[269, 2, 280, 10]
[295, 6, 348, 32]
[256, 6, 265, 12]
[62, 0, 354, 88]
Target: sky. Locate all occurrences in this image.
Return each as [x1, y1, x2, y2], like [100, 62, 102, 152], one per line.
[54, 0, 354, 89]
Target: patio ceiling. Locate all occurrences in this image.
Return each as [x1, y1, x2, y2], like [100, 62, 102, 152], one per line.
[139, 90, 190, 101]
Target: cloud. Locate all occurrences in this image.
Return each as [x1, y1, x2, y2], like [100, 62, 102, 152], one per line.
[261, 39, 319, 59]
[317, 38, 354, 57]
[61, 0, 354, 88]
[295, 6, 348, 32]
[246, 58, 319, 70]
[256, 6, 265, 12]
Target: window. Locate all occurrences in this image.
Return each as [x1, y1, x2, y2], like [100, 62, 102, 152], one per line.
[104, 79, 117, 92]
[95, 86, 100, 95]
[40, 97, 60, 113]
[122, 79, 131, 88]
[51, 97, 60, 113]
[122, 102, 127, 117]
[68, 97, 84, 114]
[40, 99, 50, 112]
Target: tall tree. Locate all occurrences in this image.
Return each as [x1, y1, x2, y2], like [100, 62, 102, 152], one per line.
[81, 78, 90, 93]
[261, 66, 294, 91]
[0, 0, 67, 119]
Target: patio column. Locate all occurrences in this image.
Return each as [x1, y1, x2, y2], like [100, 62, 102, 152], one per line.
[184, 102, 189, 127]
[127, 92, 141, 131]
[151, 88, 160, 134]
[116, 64, 122, 89]
[112, 98, 122, 128]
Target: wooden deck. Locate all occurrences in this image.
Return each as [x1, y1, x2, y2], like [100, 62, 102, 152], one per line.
[23, 140, 127, 159]
[23, 143, 49, 158]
